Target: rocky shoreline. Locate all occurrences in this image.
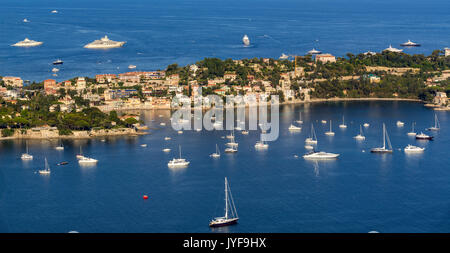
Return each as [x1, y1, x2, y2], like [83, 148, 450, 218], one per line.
[0, 127, 148, 141]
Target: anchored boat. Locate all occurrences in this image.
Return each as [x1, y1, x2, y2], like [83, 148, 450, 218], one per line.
[371, 123, 393, 153]
[209, 177, 239, 227]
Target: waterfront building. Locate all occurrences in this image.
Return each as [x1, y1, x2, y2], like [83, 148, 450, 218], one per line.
[167, 74, 180, 86]
[104, 89, 137, 100]
[445, 48, 450, 57]
[2, 76, 23, 88]
[43, 79, 58, 95]
[119, 72, 141, 84]
[76, 77, 87, 89]
[96, 74, 117, 83]
[433, 92, 448, 106]
[315, 54, 336, 63]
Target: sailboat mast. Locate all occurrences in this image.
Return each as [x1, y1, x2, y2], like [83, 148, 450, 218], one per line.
[330, 120, 332, 131]
[179, 145, 181, 158]
[382, 124, 386, 149]
[224, 177, 228, 219]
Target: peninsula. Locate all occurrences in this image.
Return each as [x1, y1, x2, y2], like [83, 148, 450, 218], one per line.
[1, 48, 449, 138]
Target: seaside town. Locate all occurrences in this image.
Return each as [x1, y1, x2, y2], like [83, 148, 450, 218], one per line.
[1, 47, 449, 138]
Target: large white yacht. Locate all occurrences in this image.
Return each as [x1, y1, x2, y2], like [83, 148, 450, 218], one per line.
[400, 40, 421, 47]
[84, 35, 126, 49]
[279, 53, 289, 60]
[307, 48, 322, 55]
[383, 45, 403, 53]
[404, 145, 425, 153]
[303, 151, 339, 159]
[242, 35, 250, 46]
[12, 38, 43, 47]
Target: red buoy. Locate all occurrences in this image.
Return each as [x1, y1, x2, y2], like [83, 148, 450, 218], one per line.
[143, 195, 149, 200]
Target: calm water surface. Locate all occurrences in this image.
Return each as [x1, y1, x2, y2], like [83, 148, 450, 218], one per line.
[0, 0, 449, 81]
[0, 101, 449, 232]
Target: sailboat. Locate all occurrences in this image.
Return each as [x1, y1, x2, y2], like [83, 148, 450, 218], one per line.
[305, 124, 318, 144]
[325, 120, 335, 136]
[254, 137, 269, 150]
[295, 112, 303, 124]
[226, 133, 238, 147]
[370, 123, 393, 153]
[209, 177, 239, 227]
[55, 140, 64, 150]
[210, 144, 221, 158]
[407, 122, 416, 136]
[168, 145, 190, 168]
[354, 125, 365, 140]
[427, 114, 440, 131]
[339, 115, 347, 128]
[21, 142, 33, 160]
[76, 146, 85, 159]
[288, 124, 301, 131]
[38, 158, 51, 174]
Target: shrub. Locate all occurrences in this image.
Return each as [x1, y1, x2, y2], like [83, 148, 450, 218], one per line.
[1, 128, 15, 137]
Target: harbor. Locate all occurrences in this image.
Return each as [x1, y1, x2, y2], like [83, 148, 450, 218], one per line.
[0, 101, 448, 232]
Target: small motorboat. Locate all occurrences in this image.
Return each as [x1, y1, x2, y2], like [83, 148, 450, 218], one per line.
[57, 161, 68, 166]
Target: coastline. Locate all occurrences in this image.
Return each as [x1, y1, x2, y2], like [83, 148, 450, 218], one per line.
[0, 128, 148, 141]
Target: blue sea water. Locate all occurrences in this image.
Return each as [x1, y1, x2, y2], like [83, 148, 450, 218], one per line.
[0, 0, 450, 82]
[0, 101, 449, 232]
